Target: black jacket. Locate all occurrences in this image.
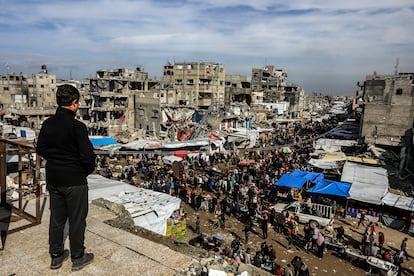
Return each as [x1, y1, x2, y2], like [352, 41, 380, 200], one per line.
[36, 107, 96, 187]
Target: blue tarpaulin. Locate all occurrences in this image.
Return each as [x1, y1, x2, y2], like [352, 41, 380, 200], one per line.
[307, 179, 351, 197]
[275, 173, 308, 188]
[290, 170, 324, 183]
[275, 170, 324, 189]
[90, 136, 117, 147]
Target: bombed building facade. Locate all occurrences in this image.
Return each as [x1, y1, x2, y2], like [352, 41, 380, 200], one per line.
[85, 67, 155, 137]
[357, 72, 414, 178]
[0, 65, 57, 130]
[161, 62, 226, 109]
[225, 75, 252, 106]
[359, 72, 414, 146]
[1, 62, 309, 139]
[251, 65, 287, 103]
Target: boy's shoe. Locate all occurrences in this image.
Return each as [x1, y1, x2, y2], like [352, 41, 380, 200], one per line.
[72, 253, 94, 271]
[50, 249, 70, 269]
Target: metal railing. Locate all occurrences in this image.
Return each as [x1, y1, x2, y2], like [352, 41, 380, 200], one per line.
[0, 138, 42, 236]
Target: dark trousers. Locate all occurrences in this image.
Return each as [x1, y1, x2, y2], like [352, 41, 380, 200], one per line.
[48, 185, 88, 258]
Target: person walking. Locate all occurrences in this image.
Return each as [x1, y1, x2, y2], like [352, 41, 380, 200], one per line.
[288, 219, 297, 249]
[262, 214, 269, 239]
[404, 212, 412, 234]
[219, 211, 226, 229]
[303, 223, 312, 253]
[244, 224, 250, 244]
[36, 84, 96, 271]
[401, 237, 409, 260]
[378, 232, 385, 254]
[357, 210, 366, 228]
[290, 255, 302, 276]
[195, 216, 201, 234]
[298, 261, 310, 276]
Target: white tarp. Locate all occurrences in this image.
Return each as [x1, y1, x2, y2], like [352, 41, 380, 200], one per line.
[122, 139, 163, 150]
[341, 161, 389, 205]
[162, 155, 183, 165]
[382, 192, 414, 212]
[87, 174, 181, 236]
[314, 138, 358, 152]
[308, 158, 343, 170]
[162, 138, 210, 149]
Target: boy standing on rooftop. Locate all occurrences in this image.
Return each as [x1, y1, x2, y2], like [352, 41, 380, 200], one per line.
[36, 84, 96, 271]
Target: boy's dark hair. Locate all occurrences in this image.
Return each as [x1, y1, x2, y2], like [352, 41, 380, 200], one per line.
[56, 84, 80, 106]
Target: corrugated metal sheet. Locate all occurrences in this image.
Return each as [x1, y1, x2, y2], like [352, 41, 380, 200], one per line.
[341, 161, 388, 205]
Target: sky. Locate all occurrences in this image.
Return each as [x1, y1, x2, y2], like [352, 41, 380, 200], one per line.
[0, 1, 413, 95]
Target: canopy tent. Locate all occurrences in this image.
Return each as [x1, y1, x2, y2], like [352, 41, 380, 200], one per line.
[382, 192, 414, 212]
[307, 179, 351, 197]
[341, 161, 389, 205]
[275, 170, 324, 189]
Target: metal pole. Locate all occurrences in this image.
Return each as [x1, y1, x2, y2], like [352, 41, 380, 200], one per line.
[0, 141, 6, 206]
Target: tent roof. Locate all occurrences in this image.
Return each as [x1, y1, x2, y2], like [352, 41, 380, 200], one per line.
[382, 192, 414, 212]
[89, 136, 117, 147]
[87, 174, 181, 236]
[275, 170, 324, 189]
[307, 179, 351, 197]
[340, 161, 389, 205]
[162, 155, 183, 165]
[276, 173, 307, 188]
[290, 170, 324, 183]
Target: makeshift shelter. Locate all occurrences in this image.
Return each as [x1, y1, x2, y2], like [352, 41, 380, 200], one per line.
[89, 136, 117, 147]
[162, 155, 183, 165]
[290, 170, 324, 183]
[382, 192, 414, 212]
[275, 170, 324, 189]
[88, 174, 181, 236]
[307, 179, 351, 198]
[341, 161, 389, 205]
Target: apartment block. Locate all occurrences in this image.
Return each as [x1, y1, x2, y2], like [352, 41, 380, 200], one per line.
[251, 65, 287, 103]
[135, 90, 161, 137]
[162, 62, 226, 109]
[0, 73, 28, 111]
[225, 75, 252, 106]
[284, 84, 305, 118]
[86, 67, 156, 136]
[0, 65, 56, 129]
[360, 72, 414, 146]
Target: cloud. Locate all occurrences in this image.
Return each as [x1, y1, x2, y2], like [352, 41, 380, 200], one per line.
[0, 0, 413, 94]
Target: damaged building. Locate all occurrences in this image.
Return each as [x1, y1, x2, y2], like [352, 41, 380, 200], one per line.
[251, 65, 287, 103]
[162, 62, 226, 109]
[283, 84, 305, 118]
[1, 62, 306, 142]
[0, 65, 57, 130]
[359, 72, 414, 146]
[358, 72, 414, 179]
[225, 75, 252, 106]
[85, 67, 159, 137]
[251, 65, 305, 118]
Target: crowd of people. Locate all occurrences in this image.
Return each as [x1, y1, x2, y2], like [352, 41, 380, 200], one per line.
[95, 117, 410, 275]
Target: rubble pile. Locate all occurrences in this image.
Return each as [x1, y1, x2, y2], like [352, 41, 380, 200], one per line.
[91, 198, 269, 276]
[174, 256, 273, 276]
